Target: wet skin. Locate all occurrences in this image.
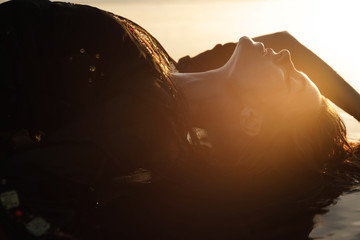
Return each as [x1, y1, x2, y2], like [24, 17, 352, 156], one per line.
[172, 36, 322, 131]
[221, 36, 322, 118]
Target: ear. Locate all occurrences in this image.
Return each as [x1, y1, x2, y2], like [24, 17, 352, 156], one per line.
[239, 106, 263, 136]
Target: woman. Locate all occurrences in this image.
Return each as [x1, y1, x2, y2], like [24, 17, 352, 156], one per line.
[174, 36, 354, 183]
[1, 0, 360, 239]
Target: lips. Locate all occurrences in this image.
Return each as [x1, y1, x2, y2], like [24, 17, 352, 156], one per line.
[264, 48, 275, 56]
[238, 37, 294, 69]
[275, 49, 298, 74]
[260, 45, 266, 56]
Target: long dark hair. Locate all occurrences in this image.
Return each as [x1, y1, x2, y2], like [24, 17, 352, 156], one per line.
[204, 97, 359, 197]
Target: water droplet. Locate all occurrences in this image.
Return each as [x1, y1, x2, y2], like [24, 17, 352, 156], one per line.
[34, 134, 42, 143]
[95, 53, 100, 59]
[89, 65, 96, 72]
[68, 57, 73, 61]
[88, 78, 93, 83]
[100, 72, 105, 77]
[80, 48, 85, 54]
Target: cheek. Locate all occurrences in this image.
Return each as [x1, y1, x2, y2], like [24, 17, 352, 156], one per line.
[251, 75, 288, 103]
[233, 61, 288, 104]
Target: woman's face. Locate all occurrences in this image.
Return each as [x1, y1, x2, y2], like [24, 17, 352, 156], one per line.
[225, 36, 322, 117]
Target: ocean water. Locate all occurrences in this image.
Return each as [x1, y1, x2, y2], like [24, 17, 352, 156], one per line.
[2, 0, 360, 238]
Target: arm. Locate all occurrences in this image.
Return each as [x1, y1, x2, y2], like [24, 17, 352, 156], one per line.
[177, 32, 360, 121]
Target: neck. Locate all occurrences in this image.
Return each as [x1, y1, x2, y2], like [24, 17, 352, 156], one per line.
[172, 68, 225, 98]
[171, 67, 227, 127]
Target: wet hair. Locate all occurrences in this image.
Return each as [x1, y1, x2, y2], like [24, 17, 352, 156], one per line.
[263, 98, 352, 177]
[205, 96, 359, 194]
[0, 1, 194, 239]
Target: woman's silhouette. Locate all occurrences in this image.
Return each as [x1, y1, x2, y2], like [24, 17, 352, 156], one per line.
[0, 0, 360, 239]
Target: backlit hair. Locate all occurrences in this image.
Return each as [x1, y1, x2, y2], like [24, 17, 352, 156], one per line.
[205, 97, 356, 191]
